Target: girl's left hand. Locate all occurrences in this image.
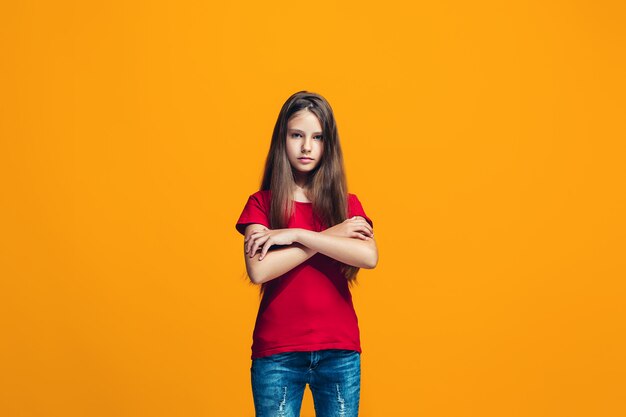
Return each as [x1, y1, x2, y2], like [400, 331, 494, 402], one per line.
[245, 228, 299, 261]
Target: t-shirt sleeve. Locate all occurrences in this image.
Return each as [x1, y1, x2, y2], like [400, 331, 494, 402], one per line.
[348, 194, 374, 229]
[235, 193, 270, 236]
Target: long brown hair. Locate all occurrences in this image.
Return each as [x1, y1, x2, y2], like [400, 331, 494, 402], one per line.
[257, 90, 362, 296]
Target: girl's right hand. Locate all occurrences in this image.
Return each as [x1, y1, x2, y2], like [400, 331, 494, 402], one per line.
[322, 216, 373, 240]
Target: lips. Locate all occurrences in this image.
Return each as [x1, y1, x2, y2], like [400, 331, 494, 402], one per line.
[298, 157, 313, 160]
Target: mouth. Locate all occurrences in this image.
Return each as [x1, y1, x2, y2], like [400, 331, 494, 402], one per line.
[298, 157, 313, 160]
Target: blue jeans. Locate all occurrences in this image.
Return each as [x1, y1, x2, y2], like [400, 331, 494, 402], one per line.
[251, 349, 361, 417]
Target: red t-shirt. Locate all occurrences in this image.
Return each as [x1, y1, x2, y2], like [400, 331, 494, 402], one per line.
[235, 189, 374, 359]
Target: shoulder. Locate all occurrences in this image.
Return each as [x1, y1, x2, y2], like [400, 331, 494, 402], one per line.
[347, 192, 362, 204]
[250, 189, 270, 197]
[248, 189, 271, 208]
[347, 192, 373, 226]
[347, 192, 367, 211]
[250, 189, 271, 200]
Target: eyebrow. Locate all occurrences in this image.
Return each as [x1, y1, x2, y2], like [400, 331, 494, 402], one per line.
[288, 128, 323, 135]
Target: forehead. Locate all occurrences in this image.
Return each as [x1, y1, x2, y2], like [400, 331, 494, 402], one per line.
[287, 110, 322, 131]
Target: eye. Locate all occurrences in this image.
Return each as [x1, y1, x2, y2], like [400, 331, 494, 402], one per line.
[314, 135, 323, 140]
[290, 133, 302, 138]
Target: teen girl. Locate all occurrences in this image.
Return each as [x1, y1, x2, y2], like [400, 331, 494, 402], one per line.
[235, 91, 378, 417]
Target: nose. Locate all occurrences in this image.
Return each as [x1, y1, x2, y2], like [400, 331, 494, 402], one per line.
[301, 136, 312, 152]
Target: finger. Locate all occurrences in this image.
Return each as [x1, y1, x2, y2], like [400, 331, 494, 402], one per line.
[348, 222, 371, 236]
[248, 231, 268, 255]
[245, 229, 263, 243]
[245, 231, 261, 252]
[246, 234, 260, 255]
[354, 219, 373, 236]
[259, 240, 272, 260]
[252, 235, 271, 257]
[249, 236, 262, 257]
[346, 216, 363, 225]
[250, 239, 262, 257]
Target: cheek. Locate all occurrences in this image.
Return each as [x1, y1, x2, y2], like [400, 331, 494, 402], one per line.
[286, 143, 297, 157]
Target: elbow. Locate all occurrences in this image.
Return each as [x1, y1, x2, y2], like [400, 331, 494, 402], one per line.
[246, 263, 265, 285]
[248, 268, 266, 285]
[247, 262, 275, 285]
[363, 257, 378, 270]
[248, 272, 262, 285]
[355, 241, 378, 270]
[362, 251, 378, 270]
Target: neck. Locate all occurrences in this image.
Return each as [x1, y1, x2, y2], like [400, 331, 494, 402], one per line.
[293, 172, 309, 189]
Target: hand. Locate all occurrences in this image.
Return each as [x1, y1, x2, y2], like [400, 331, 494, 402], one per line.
[245, 228, 300, 261]
[321, 216, 374, 240]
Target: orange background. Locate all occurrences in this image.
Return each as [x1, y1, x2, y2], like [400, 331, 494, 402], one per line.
[1, 1, 625, 416]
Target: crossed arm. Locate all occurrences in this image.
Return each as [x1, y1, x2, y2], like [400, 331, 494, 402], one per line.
[242, 219, 378, 285]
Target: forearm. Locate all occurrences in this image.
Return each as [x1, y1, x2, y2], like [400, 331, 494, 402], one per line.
[245, 242, 317, 285]
[296, 229, 378, 269]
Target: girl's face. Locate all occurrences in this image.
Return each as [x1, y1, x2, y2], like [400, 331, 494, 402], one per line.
[285, 110, 324, 179]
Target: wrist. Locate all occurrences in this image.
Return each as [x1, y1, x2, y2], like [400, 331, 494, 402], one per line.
[295, 228, 314, 245]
